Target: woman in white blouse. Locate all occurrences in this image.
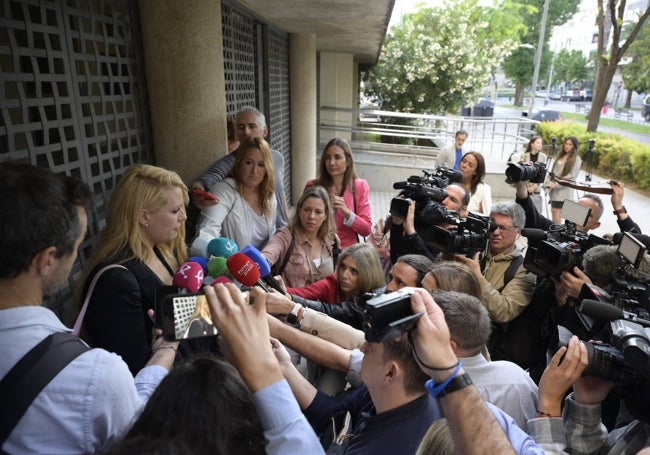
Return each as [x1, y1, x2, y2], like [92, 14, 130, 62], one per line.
[458, 151, 492, 215]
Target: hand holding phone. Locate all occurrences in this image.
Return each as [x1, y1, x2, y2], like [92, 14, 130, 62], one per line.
[192, 188, 219, 201]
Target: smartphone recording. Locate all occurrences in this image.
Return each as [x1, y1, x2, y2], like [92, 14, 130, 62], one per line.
[158, 293, 218, 341]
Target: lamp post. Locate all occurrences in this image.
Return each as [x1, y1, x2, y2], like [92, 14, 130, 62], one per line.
[528, 0, 550, 118]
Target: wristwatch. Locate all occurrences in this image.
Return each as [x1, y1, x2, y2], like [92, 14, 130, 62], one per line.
[286, 303, 302, 324]
[613, 206, 627, 216]
[438, 373, 473, 398]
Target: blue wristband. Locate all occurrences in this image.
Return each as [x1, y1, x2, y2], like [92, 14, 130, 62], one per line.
[425, 361, 463, 398]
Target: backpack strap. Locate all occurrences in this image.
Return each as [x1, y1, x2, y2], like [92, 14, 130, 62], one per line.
[0, 332, 90, 445]
[498, 254, 525, 292]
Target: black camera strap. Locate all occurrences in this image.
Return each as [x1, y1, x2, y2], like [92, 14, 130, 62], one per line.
[498, 254, 525, 292]
[0, 332, 90, 445]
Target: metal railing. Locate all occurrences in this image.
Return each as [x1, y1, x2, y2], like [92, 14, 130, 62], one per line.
[319, 106, 539, 162]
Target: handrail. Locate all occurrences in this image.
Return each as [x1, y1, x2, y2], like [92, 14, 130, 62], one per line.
[320, 106, 539, 162]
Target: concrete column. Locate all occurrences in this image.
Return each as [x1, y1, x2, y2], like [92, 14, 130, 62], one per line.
[289, 33, 317, 204]
[319, 52, 354, 144]
[139, 0, 227, 183]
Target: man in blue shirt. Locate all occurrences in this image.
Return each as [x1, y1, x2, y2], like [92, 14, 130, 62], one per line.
[438, 129, 468, 170]
[272, 289, 544, 454]
[0, 164, 176, 454]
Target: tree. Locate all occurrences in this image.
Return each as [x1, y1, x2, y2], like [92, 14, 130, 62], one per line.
[621, 21, 650, 106]
[553, 49, 589, 88]
[588, 0, 650, 132]
[364, 0, 524, 116]
[502, 0, 581, 106]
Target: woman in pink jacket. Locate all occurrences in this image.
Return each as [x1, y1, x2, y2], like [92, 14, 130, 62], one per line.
[306, 137, 372, 248]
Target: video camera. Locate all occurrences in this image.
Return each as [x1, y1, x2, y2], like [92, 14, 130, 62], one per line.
[522, 200, 610, 278]
[362, 288, 423, 342]
[549, 233, 650, 422]
[390, 167, 462, 244]
[427, 212, 495, 257]
[505, 161, 547, 184]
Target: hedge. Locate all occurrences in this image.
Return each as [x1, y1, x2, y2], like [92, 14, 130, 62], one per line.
[538, 122, 650, 190]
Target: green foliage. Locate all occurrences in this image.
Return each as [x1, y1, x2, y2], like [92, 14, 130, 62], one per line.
[502, 0, 581, 94]
[538, 121, 650, 189]
[364, 0, 524, 115]
[553, 49, 590, 86]
[622, 22, 650, 95]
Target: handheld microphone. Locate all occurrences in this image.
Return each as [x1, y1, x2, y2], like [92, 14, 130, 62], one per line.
[207, 256, 232, 279]
[172, 261, 205, 293]
[209, 276, 234, 286]
[208, 237, 239, 258]
[580, 299, 650, 328]
[240, 245, 287, 295]
[189, 256, 210, 271]
[226, 253, 270, 292]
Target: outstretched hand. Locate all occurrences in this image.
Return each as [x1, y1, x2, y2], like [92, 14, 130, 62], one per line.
[204, 284, 282, 392]
[537, 336, 588, 416]
[409, 289, 458, 382]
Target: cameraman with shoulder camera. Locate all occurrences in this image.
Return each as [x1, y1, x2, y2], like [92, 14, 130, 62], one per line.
[389, 183, 469, 263]
[455, 202, 536, 323]
[529, 334, 650, 454]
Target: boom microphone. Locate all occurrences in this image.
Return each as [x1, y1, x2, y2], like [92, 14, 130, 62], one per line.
[208, 237, 239, 258]
[226, 253, 270, 292]
[240, 245, 287, 295]
[393, 181, 408, 190]
[580, 299, 650, 328]
[172, 261, 205, 293]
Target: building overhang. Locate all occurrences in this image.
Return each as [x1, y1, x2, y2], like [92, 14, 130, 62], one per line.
[235, 0, 394, 64]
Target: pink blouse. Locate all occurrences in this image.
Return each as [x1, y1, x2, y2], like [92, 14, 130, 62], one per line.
[305, 179, 372, 248]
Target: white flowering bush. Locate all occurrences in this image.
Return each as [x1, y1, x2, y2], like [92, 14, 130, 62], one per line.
[365, 0, 522, 115]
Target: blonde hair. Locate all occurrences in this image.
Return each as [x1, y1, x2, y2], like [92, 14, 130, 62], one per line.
[336, 243, 385, 298]
[83, 164, 188, 276]
[416, 419, 455, 455]
[226, 136, 275, 217]
[291, 185, 336, 242]
[428, 261, 481, 298]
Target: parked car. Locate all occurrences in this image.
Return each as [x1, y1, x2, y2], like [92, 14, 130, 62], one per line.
[548, 92, 562, 101]
[561, 90, 582, 102]
[532, 110, 563, 122]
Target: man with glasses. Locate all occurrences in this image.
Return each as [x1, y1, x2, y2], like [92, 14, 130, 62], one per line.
[454, 202, 536, 370]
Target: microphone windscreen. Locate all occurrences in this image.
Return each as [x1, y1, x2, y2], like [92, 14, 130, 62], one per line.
[392, 181, 408, 190]
[582, 245, 620, 284]
[521, 228, 547, 241]
[189, 256, 209, 271]
[207, 256, 231, 279]
[172, 261, 205, 293]
[227, 253, 261, 287]
[210, 276, 233, 286]
[207, 237, 239, 258]
[579, 299, 624, 322]
[241, 244, 271, 277]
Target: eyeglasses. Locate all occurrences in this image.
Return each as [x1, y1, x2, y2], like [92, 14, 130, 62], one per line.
[494, 224, 517, 232]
